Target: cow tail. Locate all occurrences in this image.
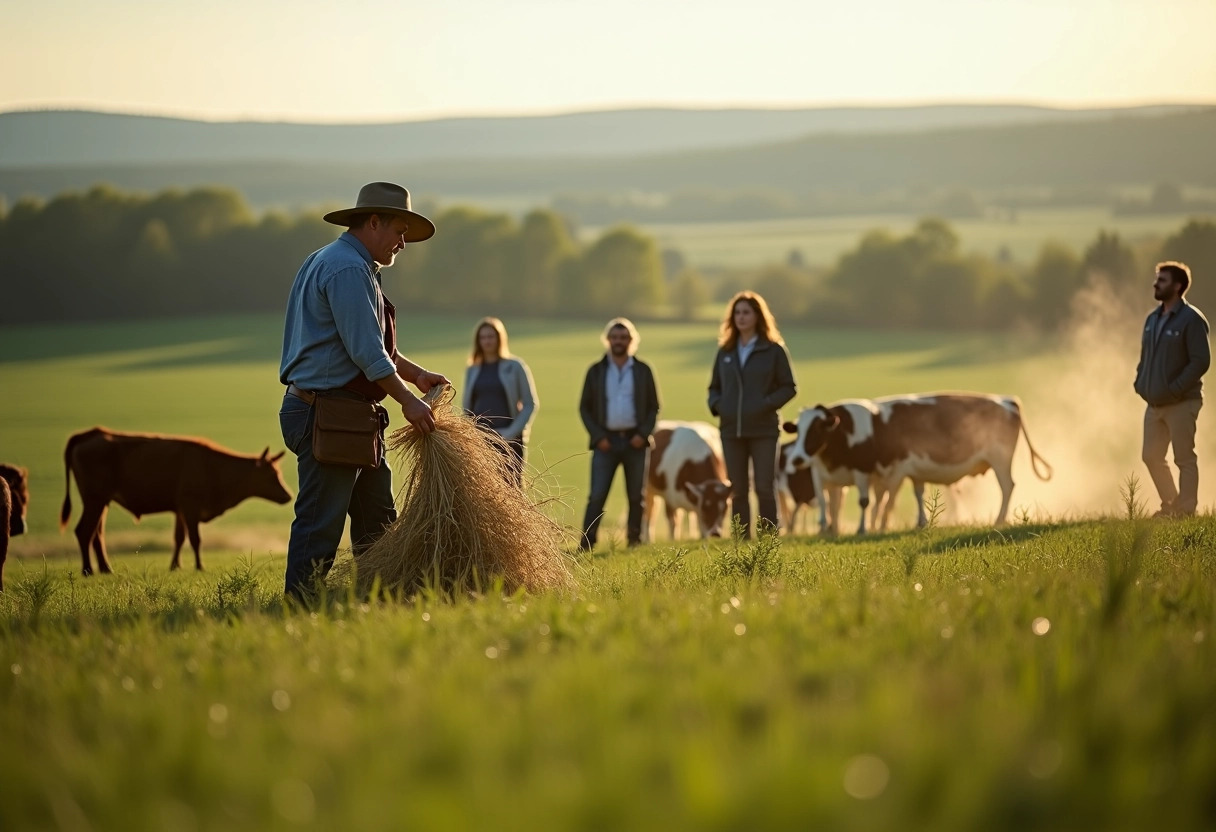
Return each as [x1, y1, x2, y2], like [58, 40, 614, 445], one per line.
[1019, 418, 1054, 482]
[60, 430, 87, 530]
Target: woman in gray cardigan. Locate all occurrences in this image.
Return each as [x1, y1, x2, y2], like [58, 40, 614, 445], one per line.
[463, 317, 539, 485]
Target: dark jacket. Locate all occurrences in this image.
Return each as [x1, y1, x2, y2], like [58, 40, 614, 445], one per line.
[708, 337, 797, 438]
[1135, 300, 1210, 407]
[580, 356, 660, 449]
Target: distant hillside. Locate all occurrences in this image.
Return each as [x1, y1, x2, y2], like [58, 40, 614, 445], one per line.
[2, 110, 1212, 213]
[0, 104, 1201, 167]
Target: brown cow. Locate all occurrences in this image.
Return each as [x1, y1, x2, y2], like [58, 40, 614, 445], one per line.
[60, 428, 292, 575]
[643, 420, 732, 541]
[0, 463, 30, 591]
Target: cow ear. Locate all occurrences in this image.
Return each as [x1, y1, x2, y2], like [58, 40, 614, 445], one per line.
[782, 421, 798, 434]
[270, 450, 286, 463]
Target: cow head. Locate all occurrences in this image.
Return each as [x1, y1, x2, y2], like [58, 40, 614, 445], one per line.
[0, 464, 29, 537]
[684, 479, 732, 537]
[254, 448, 293, 505]
[781, 406, 840, 473]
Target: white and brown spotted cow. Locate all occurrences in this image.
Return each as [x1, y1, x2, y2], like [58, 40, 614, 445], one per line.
[782, 393, 1052, 535]
[776, 440, 817, 535]
[643, 421, 732, 541]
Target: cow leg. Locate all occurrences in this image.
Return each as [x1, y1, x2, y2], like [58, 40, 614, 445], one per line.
[869, 481, 888, 532]
[879, 481, 900, 532]
[993, 464, 1015, 527]
[170, 513, 186, 570]
[666, 504, 680, 540]
[91, 506, 113, 574]
[777, 487, 793, 535]
[642, 490, 656, 543]
[74, 501, 107, 576]
[855, 475, 870, 535]
[185, 518, 204, 570]
[912, 479, 927, 528]
[822, 486, 843, 536]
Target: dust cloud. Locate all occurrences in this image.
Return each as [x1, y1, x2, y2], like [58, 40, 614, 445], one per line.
[948, 278, 1213, 524]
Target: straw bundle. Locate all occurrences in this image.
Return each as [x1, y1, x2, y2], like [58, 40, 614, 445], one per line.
[329, 385, 574, 598]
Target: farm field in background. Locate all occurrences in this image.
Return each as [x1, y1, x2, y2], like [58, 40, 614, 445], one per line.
[595, 208, 1214, 269]
[0, 312, 1069, 561]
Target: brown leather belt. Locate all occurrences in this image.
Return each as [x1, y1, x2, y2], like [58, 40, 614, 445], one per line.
[286, 384, 317, 404]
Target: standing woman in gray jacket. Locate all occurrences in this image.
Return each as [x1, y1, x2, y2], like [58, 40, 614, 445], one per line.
[463, 317, 539, 485]
[708, 291, 797, 537]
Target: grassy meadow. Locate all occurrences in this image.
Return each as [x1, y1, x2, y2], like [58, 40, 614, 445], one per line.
[3, 313, 1215, 830]
[0, 312, 1059, 558]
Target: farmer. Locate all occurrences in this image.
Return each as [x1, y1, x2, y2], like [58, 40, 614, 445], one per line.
[578, 318, 661, 551]
[279, 182, 449, 601]
[1135, 260, 1210, 518]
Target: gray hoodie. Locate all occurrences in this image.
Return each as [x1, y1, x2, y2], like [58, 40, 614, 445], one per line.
[1134, 299, 1211, 407]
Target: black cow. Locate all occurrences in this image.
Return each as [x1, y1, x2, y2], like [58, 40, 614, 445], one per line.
[0, 464, 30, 591]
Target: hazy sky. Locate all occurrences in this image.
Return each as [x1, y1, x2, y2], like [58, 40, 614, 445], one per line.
[3, 0, 1214, 122]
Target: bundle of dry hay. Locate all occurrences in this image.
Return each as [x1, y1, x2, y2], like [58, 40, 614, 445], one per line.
[329, 384, 574, 598]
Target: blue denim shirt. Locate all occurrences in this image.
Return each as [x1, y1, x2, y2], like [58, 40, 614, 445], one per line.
[279, 232, 396, 390]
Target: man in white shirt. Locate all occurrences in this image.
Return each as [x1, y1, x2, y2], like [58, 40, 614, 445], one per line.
[577, 318, 661, 550]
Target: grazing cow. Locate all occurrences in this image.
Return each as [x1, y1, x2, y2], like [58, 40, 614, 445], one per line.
[60, 428, 292, 575]
[776, 441, 818, 534]
[643, 420, 732, 541]
[782, 393, 1052, 534]
[0, 464, 30, 591]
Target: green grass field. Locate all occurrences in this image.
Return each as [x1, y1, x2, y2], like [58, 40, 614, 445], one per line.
[3, 314, 1216, 829]
[596, 208, 1214, 269]
[0, 313, 1062, 561]
[2, 516, 1214, 830]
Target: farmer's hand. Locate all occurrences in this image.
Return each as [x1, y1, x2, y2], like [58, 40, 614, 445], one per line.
[630, 435, 646, 449]
[596, 438, 611, 452]
[402, 397, 435, 435]
[414, 371, 450, 395]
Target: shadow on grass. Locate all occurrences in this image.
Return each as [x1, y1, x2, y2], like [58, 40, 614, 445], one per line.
[784, 519, 1093, 553]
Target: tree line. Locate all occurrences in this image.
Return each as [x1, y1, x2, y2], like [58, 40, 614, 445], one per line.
[0, 185, 664, 325]
[2, 184, 1214, 331]
[697, 217, 1216, 331]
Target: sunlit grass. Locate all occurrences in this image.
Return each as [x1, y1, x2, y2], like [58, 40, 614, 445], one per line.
[2, 515, 1214, 830]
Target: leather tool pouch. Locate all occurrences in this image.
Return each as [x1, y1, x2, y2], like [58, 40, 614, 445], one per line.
[311, 394, 390, 468]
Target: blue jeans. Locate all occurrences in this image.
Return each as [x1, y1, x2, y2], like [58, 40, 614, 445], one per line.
[279, 392, 396, 600]
[581, 434, 648, 548]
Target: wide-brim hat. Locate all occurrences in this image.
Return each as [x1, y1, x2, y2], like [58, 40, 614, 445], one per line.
[323, 182, 436, 243]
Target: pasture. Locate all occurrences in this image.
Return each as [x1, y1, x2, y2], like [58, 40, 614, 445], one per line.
[3, 313, 1215, 829]
[1, 312, 1069, 557]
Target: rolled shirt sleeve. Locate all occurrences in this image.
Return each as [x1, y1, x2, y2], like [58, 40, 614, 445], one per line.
[324, 266, 396, 382]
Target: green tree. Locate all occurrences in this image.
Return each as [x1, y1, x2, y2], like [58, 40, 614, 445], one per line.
[1082, 230, 1138, 295]
[753, 265, 812, 322]
[1159, 220, 1216, 313]
[508, 209, 577, 314]
[1026, 242, 1084, 330]
[420, 207, 516, 310]
[671, 268, 710, 321]
[568, 227, 664, 316]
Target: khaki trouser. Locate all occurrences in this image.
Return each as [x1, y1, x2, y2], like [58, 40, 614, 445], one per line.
[1142, 398, 1203, 514]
